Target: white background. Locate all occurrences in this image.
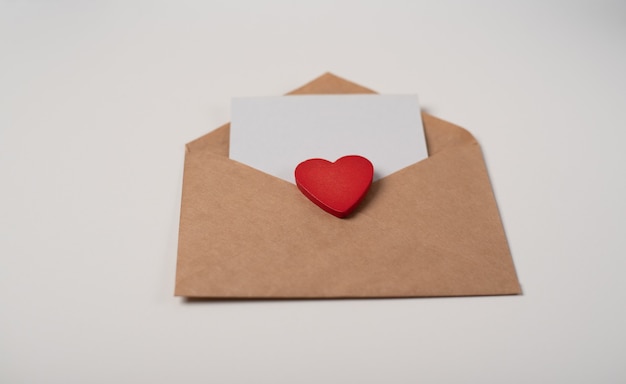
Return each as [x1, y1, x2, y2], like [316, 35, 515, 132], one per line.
[1, 1, 625, 383]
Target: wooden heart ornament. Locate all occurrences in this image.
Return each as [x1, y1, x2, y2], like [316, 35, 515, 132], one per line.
[295, 155, 374, 218]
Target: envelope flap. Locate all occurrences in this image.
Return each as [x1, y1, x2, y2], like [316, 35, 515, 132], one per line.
[186, 73, 475, 156]
[186, 123, 230, 157]
[287, 72, 376, 95]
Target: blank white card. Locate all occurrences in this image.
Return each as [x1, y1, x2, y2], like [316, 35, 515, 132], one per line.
[229, 95, 428, 183]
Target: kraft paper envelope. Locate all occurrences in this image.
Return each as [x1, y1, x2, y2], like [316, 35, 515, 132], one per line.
[175, 73, 521, 298]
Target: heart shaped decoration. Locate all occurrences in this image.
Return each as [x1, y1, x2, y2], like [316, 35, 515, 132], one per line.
[295, 155, 374, 218]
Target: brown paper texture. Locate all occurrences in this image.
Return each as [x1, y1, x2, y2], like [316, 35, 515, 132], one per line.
[175, 73, 521, 298]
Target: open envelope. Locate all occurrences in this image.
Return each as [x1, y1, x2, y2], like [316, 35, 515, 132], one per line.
[175, 73, 521, 298]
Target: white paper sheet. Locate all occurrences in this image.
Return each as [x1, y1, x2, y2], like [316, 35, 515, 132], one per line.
[230, 95, 428, 183]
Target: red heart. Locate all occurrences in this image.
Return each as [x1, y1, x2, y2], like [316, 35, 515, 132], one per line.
[295, 155, 374, 218]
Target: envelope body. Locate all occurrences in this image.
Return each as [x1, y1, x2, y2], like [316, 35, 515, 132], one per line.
[175, 73, 521, 298]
